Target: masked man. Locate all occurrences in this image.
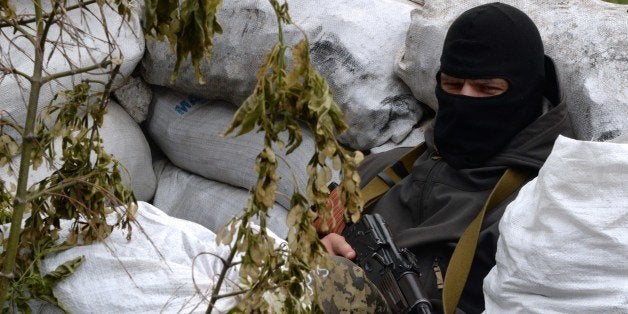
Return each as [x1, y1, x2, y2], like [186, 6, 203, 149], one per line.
[321, 3, 573, 313]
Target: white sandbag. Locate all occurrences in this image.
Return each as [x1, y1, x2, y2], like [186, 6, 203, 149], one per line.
[113, 76, 153, 124]
[147, 88, 324, 210]
[0, 101, 156, 202]
[483, 136, 628, 313]
[368, 123, 427, 154]
[36, 201, 242, 313]
[611, 133, 628, 144]
[142, 0, 423, 150]
[153, 159, 289, 238]
[395, 0, 628, 141]
[101, 102, 156, 201]
[0, 1, 144, 140]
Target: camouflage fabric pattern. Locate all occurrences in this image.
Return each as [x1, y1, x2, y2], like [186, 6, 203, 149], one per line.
[315, 256, 390, 313]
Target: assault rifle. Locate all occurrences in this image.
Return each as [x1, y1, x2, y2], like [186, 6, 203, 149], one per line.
[342, 214, 432, 314]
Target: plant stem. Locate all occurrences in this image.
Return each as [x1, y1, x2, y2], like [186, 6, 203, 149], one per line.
[0, 0, 45, 305]
[0, 17, 36, 44]
[0, 0, 98, 28]
[0, 66, 32, 82]
[206, 235, 241, 314]
[24, 172, 98, 203]
[43, 58, 112, 84]
[275, 2, 285, 85]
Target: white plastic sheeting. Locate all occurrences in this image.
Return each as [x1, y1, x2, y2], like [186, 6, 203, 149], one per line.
[484, 136, 628, 313]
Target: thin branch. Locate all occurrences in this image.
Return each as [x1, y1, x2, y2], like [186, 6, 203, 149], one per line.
[0, 65, 31, 82]
[23, 173, 98, 203]
[40, 0, 62, 53]
[80, 79, 108, 86]
[0, 30, 36, 66]
[98, 64, 120, 108]
[206, 238, 242, 314]
[211, 289, 249, 300]
[0, 18, 36, 44]
[191, 253, 215, 304]
[42, 58, 112, 84]
[0, 0, 98, 28]
[102, 241, 141, 288]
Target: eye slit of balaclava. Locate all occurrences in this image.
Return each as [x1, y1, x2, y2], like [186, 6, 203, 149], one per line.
[437, 71, 511, 99]
[433, 2, 545, 169]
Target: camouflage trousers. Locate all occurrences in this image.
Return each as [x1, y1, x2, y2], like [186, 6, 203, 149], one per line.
[313, 256, 390, 313]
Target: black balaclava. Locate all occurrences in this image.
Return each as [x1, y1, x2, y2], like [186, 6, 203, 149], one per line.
[433, 3, 545, 169]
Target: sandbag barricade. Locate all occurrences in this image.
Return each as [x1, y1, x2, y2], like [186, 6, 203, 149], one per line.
[395, 0, 628, 141]
[0, 101, 156, 202]
[147, 87, 333, 210]
[153, 159, 289, 238]
[32, 202, 248, 313]
[483, 136, 628, 313]
[142, 0, 423, 150]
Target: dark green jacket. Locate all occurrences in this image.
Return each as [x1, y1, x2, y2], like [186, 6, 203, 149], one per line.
[360, 97, 572, 313]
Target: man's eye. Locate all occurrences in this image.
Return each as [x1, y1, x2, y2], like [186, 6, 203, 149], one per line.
[481, 85, 505, 94]
[442, 82, 463, 89]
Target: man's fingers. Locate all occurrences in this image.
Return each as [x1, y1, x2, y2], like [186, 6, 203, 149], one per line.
[332, 235, 356, 260]
[321, 233, 356, 260]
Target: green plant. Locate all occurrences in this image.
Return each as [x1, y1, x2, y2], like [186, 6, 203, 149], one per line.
[0, 0, 136, 310]
[145, 0, 364, 311]
[1, 0, 364, 311]
[603, 0, 628, 4]
[217, 1, 363, 311]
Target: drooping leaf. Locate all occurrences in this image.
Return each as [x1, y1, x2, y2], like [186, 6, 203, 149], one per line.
[172, 0, 223, 84]
[144, 0, 179, 39]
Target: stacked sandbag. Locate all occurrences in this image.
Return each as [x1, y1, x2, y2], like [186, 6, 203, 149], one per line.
[483, 136, 628, 313]
[0, 1, 145, 141]
[0, 101, 156, 202]
[369, 124, 427, 154]
[153, 159, 289, 238]
[142, 0, 423, 150]
[101, 102, 156, 201]
[395, 0, 628, 141]
[147, 87, 329, 211]
[33, 202, 251, 313]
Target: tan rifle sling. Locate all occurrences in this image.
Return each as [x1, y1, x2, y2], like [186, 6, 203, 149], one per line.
[442, 168, 527, 314]
[360, 143, 427, 208]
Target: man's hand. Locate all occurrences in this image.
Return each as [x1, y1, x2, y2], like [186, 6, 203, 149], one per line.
[321, 233, 356, 260]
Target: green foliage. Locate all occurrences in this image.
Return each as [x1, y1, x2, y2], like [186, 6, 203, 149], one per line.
[3, 0, 364, 312]
[0, 81, 136, 310]
[144, 0, 223, 84]
[213, 0, 364, 311]
[24, 82, 136, 247]
[0, 0, 137, 310]
[9, 237, 83, 312]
